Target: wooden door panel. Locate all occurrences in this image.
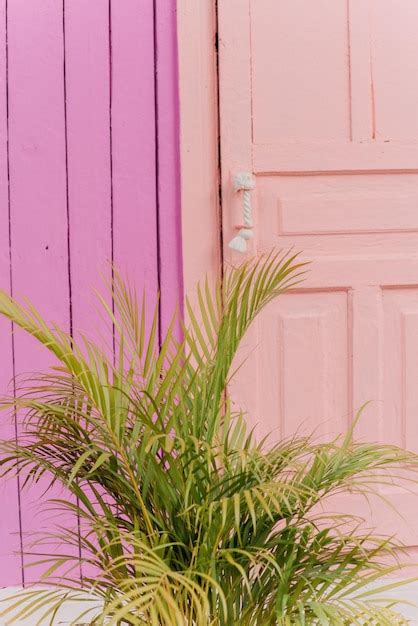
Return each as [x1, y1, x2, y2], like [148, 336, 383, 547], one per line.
[372, 0, 418, 140]
[383, 288, 418, 454]
[256, 291, 349, 440]
[276, 174, 418, 237]
[251, 0, 350, 143]
[257, 175, 418, 258]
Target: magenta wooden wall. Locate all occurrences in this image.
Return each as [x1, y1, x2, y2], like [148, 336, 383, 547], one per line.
[0, 0, 182, 586]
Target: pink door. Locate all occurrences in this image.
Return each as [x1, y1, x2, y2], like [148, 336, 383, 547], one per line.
[219, 0, 418, 543]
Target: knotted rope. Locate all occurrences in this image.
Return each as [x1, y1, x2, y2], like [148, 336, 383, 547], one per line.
[228, 172, 255, 253]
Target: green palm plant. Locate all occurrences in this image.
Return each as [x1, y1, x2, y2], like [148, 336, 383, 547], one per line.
[0, 252, 416, 625]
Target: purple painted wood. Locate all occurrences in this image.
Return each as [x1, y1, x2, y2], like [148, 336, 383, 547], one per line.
[0, 0, 22, 587]
[155, 0, 183, 332]
[7, 0, 72, 583]
[0, 0, 181, 585]
[63, 0, 114, 581]
[111, 0, 159, 308]
[64, 0, 113, 344]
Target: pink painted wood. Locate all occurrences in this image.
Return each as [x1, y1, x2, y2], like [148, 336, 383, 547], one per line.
[111, 0, 158, 316]
[63, 1, 114, 582]
[7, 0, 72, 584]
[64, 0, 113, 347]
[177, 0, 221, 300]
[0, 0, 22, 587]
[154, 0, 183, 329]
[0, 0, 181, 585]
[218, 0, 418, 544]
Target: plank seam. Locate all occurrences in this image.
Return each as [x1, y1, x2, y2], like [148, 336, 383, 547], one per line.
[109, 0, 116, 362]
[5, 0, 24, 586]
[62, 0, 83, 583]
[153, 0, 162, 349]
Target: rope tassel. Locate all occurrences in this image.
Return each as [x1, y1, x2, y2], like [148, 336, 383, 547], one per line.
[228, 228, 254, 253]
[228, 172, 255, 253]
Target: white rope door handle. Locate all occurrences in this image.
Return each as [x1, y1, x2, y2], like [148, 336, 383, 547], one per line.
[228, 172, 255, 253]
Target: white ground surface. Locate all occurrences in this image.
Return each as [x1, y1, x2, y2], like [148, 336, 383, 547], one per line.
[393, 583, 418, 624]
[0, 583, 417, 624]
[0, 587, 101, 625]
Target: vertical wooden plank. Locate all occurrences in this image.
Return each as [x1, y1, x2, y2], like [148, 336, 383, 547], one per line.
[111, 0, 159, 308]
[218, 0, 257, 442]
[64, 0, 112, 345]
[218, 0, 253, 261]
[177, 0, 220, 298]
[63, 0, 113, 581]
[0, 0, 22, 586]
[155, 0, 182, 330]
[7, 0, 70, 582]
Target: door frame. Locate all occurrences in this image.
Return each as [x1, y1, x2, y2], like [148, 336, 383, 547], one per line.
[177, 0, 222, 298]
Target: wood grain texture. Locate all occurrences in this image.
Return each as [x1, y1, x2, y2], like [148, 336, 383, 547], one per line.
[154, 0, 183, 331]
[64, 0, 113, 346]
[111, 0, 158, 314]
[0, 0, 181, 584]
[177, 0, 221, 299]
[7, 0, 71, 583]
[0, 0, 22, 587]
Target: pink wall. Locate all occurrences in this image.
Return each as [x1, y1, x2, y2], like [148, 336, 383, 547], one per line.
[0, 0, 181, 586]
